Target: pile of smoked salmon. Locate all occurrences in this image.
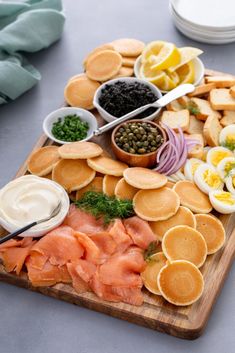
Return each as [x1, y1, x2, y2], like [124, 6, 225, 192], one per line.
[0, 205, 157, 306]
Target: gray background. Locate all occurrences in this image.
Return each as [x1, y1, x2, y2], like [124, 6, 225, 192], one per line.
[0, 0, 234, 352]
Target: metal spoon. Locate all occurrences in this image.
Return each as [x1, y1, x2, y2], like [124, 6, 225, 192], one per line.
[93, 83, 195, 136]
[0, 201, 62, 244]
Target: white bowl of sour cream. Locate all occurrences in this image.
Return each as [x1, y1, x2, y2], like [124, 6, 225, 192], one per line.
[0, 175, 70, 237]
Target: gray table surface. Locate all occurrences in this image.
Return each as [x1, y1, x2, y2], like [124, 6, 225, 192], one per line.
[0, 0, 235, 352]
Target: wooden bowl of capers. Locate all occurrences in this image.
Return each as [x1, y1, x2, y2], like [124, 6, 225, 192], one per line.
[111, 120, 167, 168]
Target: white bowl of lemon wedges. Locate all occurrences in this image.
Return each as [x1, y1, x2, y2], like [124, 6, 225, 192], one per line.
[134, 41, 204, 93]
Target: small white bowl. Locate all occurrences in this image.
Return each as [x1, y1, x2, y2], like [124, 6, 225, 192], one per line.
[43, 107, 98, 144]
[93, 77, 162, 123]
[0, 177, 70, 238]
[134, 56, 205, 93]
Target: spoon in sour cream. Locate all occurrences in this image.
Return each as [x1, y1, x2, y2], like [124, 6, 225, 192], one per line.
[0, 201, 62, 244]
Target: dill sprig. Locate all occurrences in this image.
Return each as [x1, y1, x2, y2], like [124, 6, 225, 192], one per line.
[144, 241, 159, 262]
[186, 101, 200, 115]
[74, 191, 134, 224]
[221, 140, 235, 152]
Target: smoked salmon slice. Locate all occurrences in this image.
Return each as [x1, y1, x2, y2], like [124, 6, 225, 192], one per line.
[31, 226, 84, 266]
[98, 246, 146, 287]
[90, 232, 116, 256]
[0, 237, 35, 275]
[74, 232, 103, 264]
[108, 219, 133, 252]
[63, 205, 105, 234]
[67, 262, 91, 293]
[124, 216, 157, 249]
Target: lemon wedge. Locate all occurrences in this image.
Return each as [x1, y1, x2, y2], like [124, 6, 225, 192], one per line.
[142, 41, 181, 70]
[168, 47, 203, 72]
[139, 61, 165, 85]
[158, 72, 177, 91]
[176, 61, 195, 84]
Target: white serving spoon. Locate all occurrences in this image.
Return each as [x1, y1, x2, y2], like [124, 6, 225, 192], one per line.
[92, 83, 195, 136]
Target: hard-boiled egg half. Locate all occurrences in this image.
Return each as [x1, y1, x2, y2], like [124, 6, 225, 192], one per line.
[219, 124, 235, 151]
[209, 190, 235, 214]
[194, 163, 224, 194]
[202, 146, 211, 162]
[206, 146, 233, 168]
[225, 172, 235, 194]
[184, 158, 204, 181]
[217, 157, 235, 180]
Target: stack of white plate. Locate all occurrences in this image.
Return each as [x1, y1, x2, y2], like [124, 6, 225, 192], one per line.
[170, 0, 235, 44]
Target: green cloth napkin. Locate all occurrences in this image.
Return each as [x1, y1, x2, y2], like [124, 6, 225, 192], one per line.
[0, 0, 65, 104]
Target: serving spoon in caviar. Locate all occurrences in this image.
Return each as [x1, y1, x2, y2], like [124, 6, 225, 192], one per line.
[92, 83, 195, 136]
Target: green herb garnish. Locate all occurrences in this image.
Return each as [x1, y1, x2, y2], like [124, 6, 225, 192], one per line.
[221, 140, 235, 152]
[186, 102, 200, 115]
[74, 191, 134, 224]
[52, 114, 89, 142]
[144, 241, 159, 262]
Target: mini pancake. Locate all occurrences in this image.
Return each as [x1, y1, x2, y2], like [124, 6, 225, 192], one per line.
[58, 141, 103, 159]
[86, 50, 122, 82]
[114, 178, 138, 200]
[157, 260, 204, 306]
[28, 146, 60, 177]
[123, 167, 167, 189]
[103, 175, 122, 196]
[112, 66, 134, 78]
[64, 75, 100, 109]
[52, 159, 96, 192]
[68, 73, 86, 83]
[121, 56, 136, 67]
[162, 225, 207, 268]
[76, 176, 103, 200]
[173, 180, 212, 213]
[83, 43, 115, 68]
[149, 206, 196, 241]
[141, 252, 167, 295]
[112, 38, 145, 57]
[133, 187, 180, 221]
[195, 214, 225, 254]
[87, 156, 128, 176]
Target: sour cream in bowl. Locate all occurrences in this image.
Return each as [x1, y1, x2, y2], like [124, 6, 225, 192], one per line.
[0, 175, 70, 237]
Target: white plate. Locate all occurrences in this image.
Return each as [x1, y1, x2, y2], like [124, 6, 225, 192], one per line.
[171, 0, 235, 30]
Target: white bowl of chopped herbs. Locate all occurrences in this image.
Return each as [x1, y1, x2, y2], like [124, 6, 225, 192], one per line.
[43, 107, 98, 144]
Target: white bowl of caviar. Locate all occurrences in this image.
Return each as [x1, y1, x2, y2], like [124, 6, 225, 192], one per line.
[93, 77, 162, 123]
[43, 107, 98, 144]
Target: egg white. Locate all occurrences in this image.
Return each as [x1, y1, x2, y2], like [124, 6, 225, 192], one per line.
[184, 158, 204, 182]
[217, 157, 235, 180]
[225, 172, 235, 194]
[219, 124, 235, 147]
[206, 146, 233, 168]
[194, 163, 224, 195]
[209, 190, 235, 214]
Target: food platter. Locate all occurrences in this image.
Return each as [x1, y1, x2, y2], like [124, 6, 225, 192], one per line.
[0, 67, 235, 340]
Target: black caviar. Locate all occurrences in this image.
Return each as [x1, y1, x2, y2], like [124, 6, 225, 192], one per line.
[115, 122, 164, 154]
[99, 81, 157, 118]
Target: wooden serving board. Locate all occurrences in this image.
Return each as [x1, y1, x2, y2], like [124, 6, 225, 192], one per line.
[0, 69, 235, 340]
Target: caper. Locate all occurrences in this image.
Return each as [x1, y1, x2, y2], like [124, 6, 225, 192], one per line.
[119, 136, 124, 142]
[119, 127, 124, 133]
[123, 137, 128, 143]
[134, 129, 139, 134]
[151, 140, 157, 146]
[156, 135, 161, 142]
[136, 141, 142, 147]
[148, 134, 154, 141]
[143, 141, 149, 147]
[138, 148, 146, 154]
[129, 148, 136, 154]
[136, 133, 142, 139]
[151, 146, 156, 152]
[116, 132, 121, 137]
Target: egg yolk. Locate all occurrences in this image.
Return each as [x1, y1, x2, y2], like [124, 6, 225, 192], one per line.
[211, 151, 232, 167]
[214, 192, 235, 205]
[191, 162, 201, 176]
[226, 134, 235, 143]
[224, 161, 235, 176]
[203, 169, 222, 188]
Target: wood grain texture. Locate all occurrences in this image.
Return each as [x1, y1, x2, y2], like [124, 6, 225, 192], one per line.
[0, 69, 234, 340]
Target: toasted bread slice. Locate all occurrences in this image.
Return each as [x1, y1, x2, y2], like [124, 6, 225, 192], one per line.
[190, 98, 221, 120]
[230, 85, 235, 98]
[203, 115, 222, 147]
[184, 133, 204, 159]
[188, 83, 216, 97]
[205, 76, 235, 88]
[210, 88, 235, 110]
[220, 110, 235, 126]
[160, 109, 190, 131]
[177, 96, 190, 107]
[166, 99, 183, 112]
[185, 115, 204, 135]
